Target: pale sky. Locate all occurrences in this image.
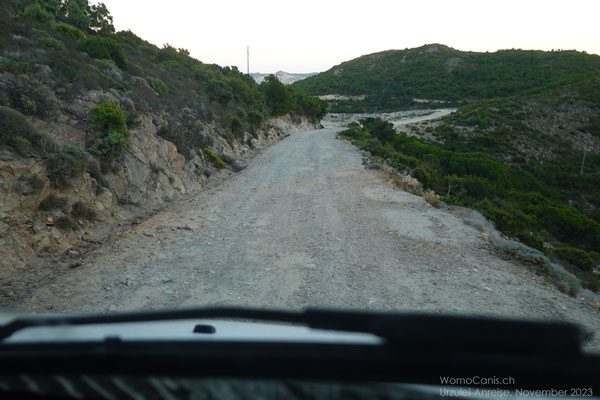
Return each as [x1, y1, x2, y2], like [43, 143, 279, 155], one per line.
[95, 0, 600, 73]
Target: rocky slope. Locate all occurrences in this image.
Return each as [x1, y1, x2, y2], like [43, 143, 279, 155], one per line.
[0, 0, 325, 300]
[0, 87, 318, 299]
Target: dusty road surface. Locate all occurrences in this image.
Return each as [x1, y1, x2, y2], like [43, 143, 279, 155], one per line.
[9, 127, 600, 349]
[391, 108, 455, 128]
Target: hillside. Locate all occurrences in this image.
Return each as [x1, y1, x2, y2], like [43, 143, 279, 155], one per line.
[0, 0, 326, 279]
[292, 44, 600, 112]
[338, 77, 600, 291]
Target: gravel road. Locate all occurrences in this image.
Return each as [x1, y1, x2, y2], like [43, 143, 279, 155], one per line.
[15, 126, 600, 350]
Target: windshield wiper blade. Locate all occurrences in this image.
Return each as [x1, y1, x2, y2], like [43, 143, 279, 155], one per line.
[0, 307, 591, 354]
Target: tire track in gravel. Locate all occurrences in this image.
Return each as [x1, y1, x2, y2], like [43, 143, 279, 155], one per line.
[14, 126, 600, 350]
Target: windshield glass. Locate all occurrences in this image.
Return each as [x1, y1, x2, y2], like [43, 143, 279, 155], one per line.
[1, 0, 599, 395]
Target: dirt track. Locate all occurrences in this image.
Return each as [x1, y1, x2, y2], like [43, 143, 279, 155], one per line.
[10, 126, 600, 350]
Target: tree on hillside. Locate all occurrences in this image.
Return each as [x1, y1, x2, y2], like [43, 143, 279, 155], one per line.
[88, 2, 114, 34]
[260, 74, 295, 116]
[58, 0, 90, 31]
[46, 0, 115, 34]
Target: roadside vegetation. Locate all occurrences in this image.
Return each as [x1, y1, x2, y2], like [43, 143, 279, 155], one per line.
[0, 0, 326, 168]
[340, 117, 600, 292]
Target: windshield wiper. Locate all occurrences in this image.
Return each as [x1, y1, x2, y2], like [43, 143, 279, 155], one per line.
[1, 307, 599, 391]
[0, 307, 591, 354]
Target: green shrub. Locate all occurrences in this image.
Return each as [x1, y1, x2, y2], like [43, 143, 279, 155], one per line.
[553, 247, 596, 271]
[128, 63, 144, 77]
[540, 205, 600, 252]
[80, 36, 128, 70]
[53, 22, 86, 40]
[204, 149, 226, 169]
[70, 201, 97, 221]
[146, 76, 168, 95]
[38, 194, 68, 211]
[516, 232, 545, 252]
[19, 94, 37, 114]
[260, 75, 294, 116]
[88, 102, 129, 159]
[0, 106, 48, 154]
[38, 37, 66, 51]
[0, 57, 30, 74]
[55, 215, 79, 230]
[247, 110, 264, 128]
[90, 102, 127, 134]
[22, 3, 53, 25]
[229, 115, 243, 137]
[10, 135, 31, 154]
[89, 130, 127, 158]
[6, 76, 60, 119]
[47, 145, 87, 188]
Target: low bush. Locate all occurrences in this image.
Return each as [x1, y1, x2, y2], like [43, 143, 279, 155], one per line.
[229, 115, 243, 137]
[424, 192, 441, 208]
[53, 23, 86, 40]
[38, 37, 66, 51]
[38, 194, 68, 211]
[0, 106, 48, 154]
[70, 201, 97, 221]
[5, 76, 60, 119]
[22, 4, 53, 25]
[88, 102, 129, 159]
[47, 145, 87, 188]
[89, 130, 127, 159]
[24, 174, 46, 191]
[247, 110, 264, 129]
[492, 239, 548, 267]
[553, 247, 596, 272]
[458, 209, 580, 295]
[90, 102, 127, 134]
[80, 36, 127, 70]
[146, 76, 168, 95]
[117, 194, 138, 205]
[542, 262, 581, 297]
[55, 215, 79, 230]
[204, 149, 226, 169]
[516, 232, 545, 252]
[0, 57, 30, 74]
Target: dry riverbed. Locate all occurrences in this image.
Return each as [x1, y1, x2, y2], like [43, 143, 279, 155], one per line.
[5, 126, 600, 350]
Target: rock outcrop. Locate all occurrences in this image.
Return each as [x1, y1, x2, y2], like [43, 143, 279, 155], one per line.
[0, 90, 318, 292]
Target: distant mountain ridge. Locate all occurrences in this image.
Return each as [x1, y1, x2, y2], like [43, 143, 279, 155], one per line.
[251, 71, 317, 85]
[292, 44, 600, 112]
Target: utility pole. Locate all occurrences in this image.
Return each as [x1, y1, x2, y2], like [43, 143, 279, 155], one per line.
[580, 147, 587, 175]
[247, 46, 249, 75]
